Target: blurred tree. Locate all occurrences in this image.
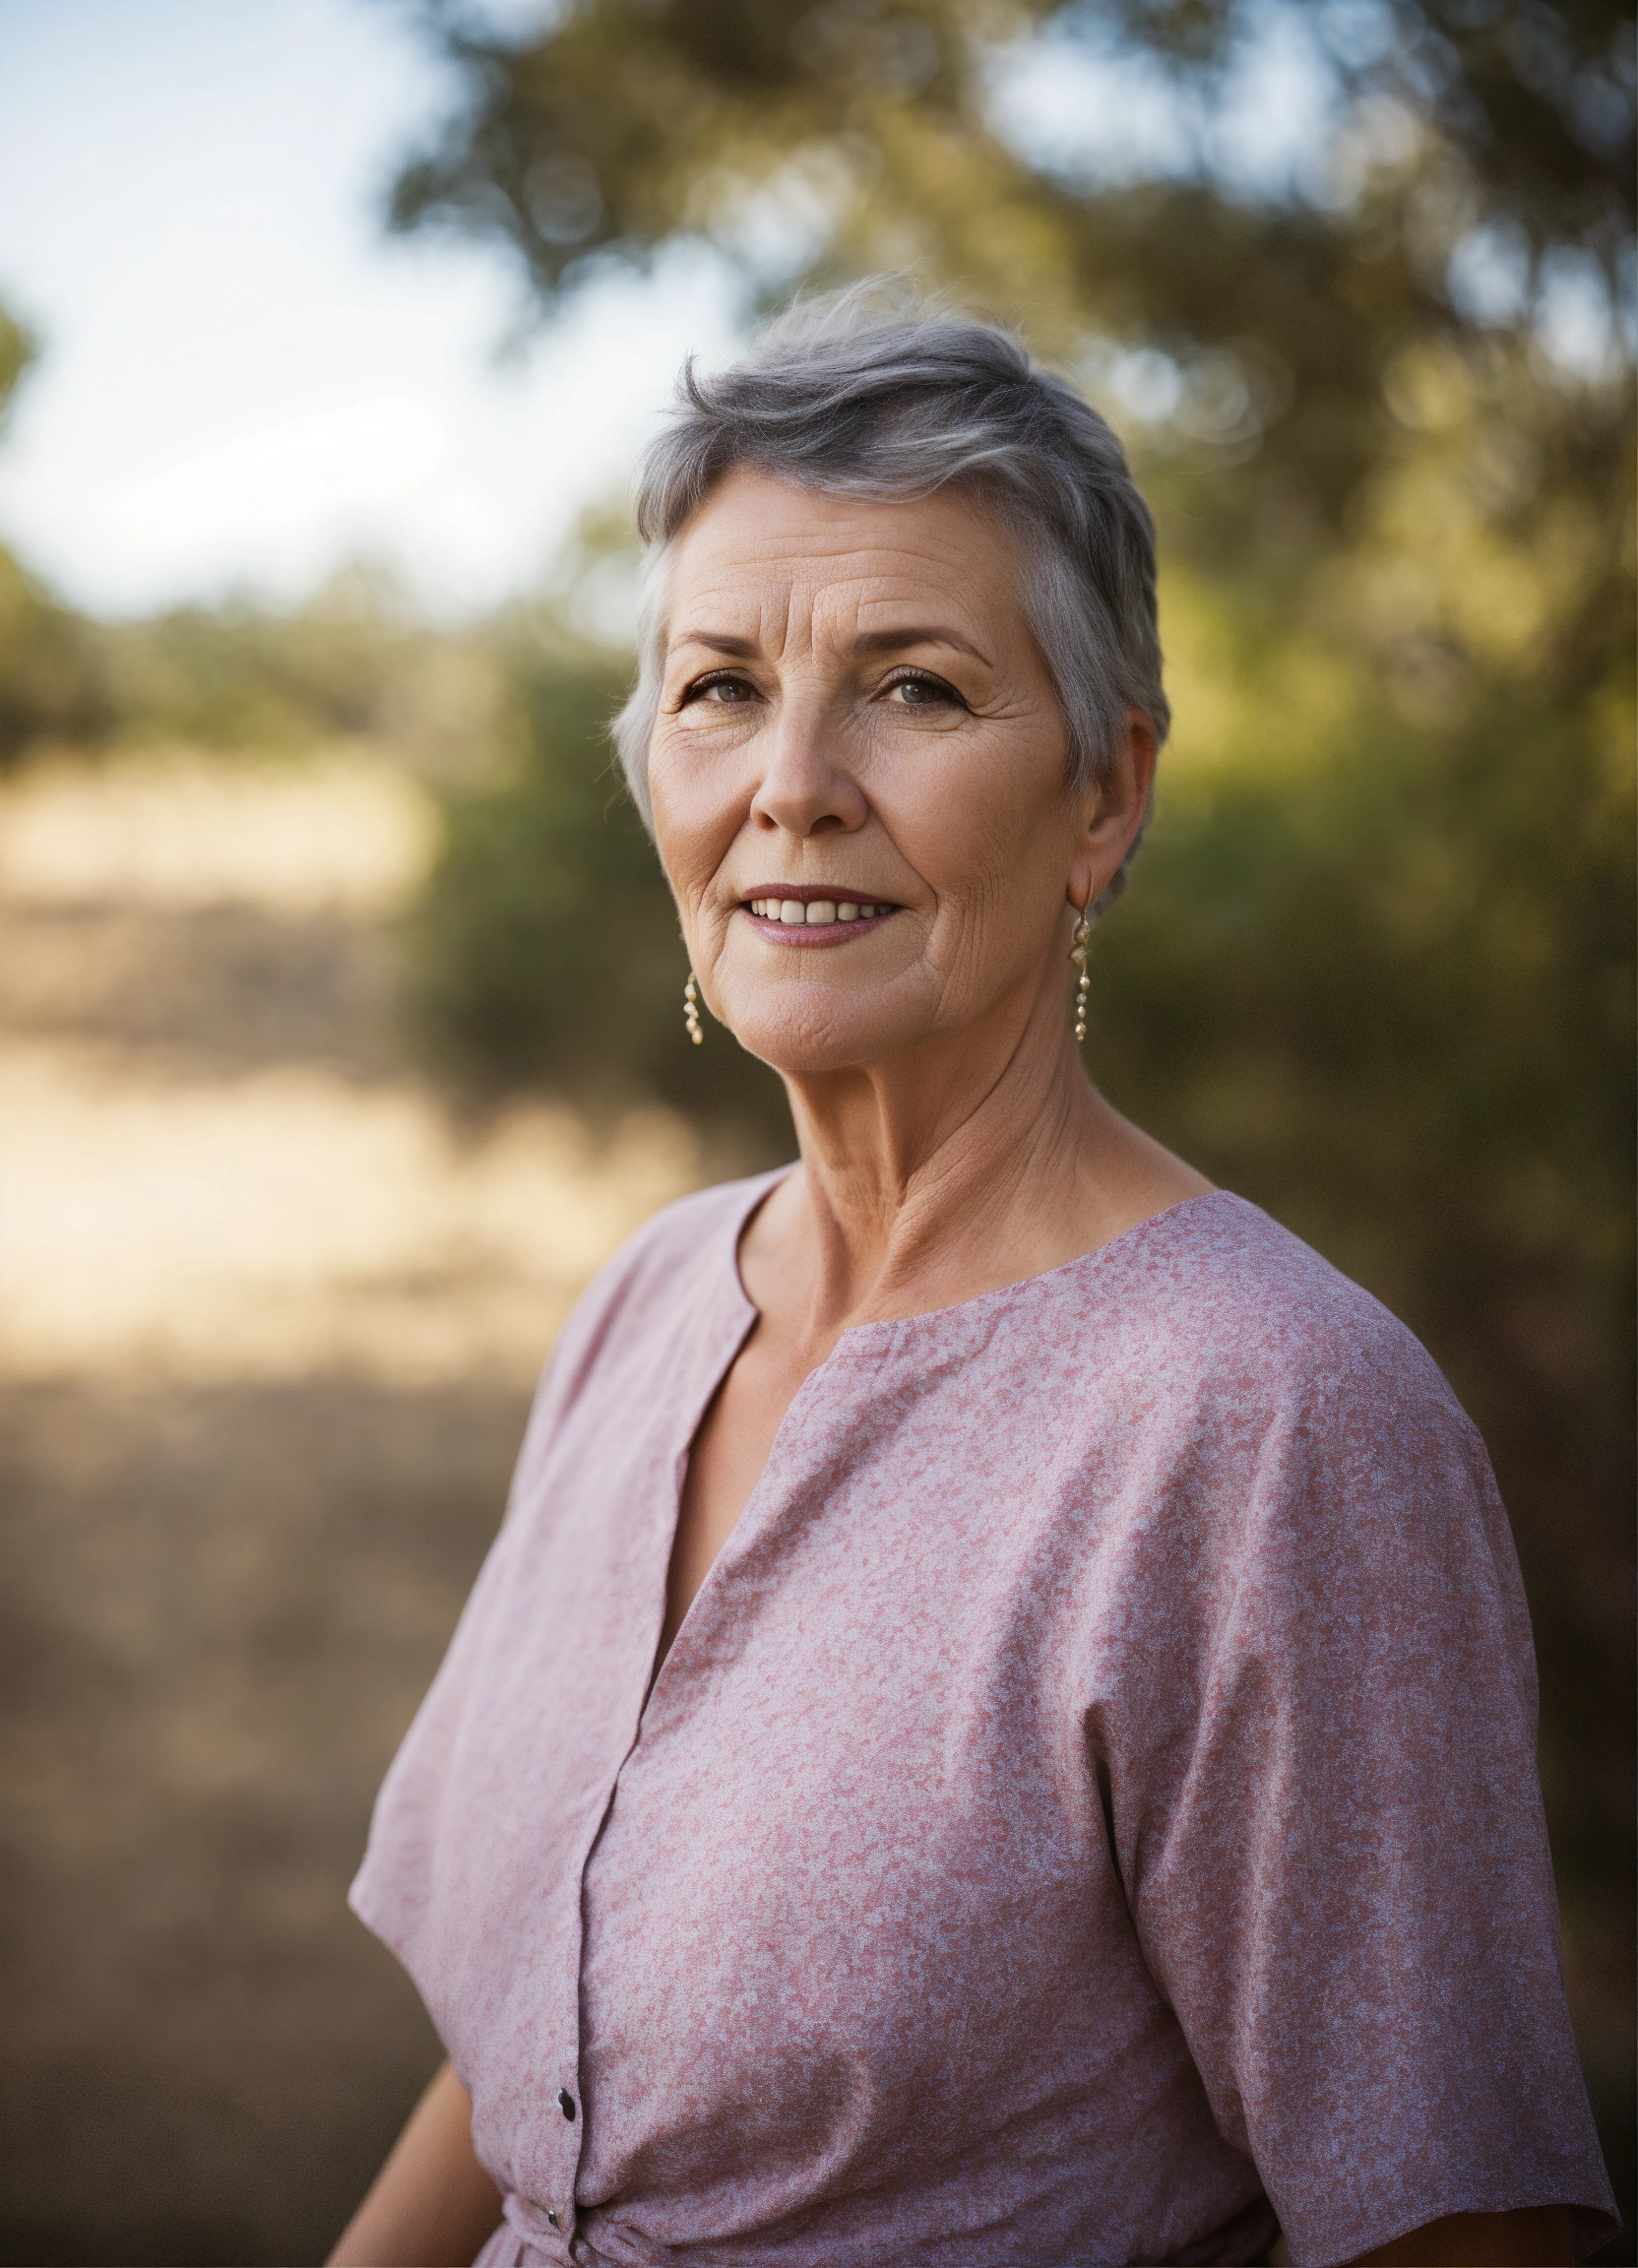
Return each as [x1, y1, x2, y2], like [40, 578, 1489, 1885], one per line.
[91, 565, 508, 767]
[0, 298, 35, 430]
[0, 301, 112, 758]
[385, 0, 1629, 513]
[392, 6, 1633, 2242]
[0, 302, 519, 770]
[410, 497, 800, 1138]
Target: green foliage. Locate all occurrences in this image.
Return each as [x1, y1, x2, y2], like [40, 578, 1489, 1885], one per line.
[0, 299, 115, 758]
[90, 570, 488, 757]
[0, 543, 511, 770]
[410, 636, 792, 1142]
[0, 296, 37, 435]
[0, 295, 507, 767]
[388, 0, 1630, 536]
[0, 547, 113, 757]
[391, 0, 1631, 299]
[390, 0, 1633, 1346]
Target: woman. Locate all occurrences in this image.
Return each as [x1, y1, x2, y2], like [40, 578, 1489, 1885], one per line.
[331, 286, 1615, 2268]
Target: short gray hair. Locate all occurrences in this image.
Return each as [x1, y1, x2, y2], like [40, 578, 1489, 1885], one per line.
[612, 280, 1168, 908]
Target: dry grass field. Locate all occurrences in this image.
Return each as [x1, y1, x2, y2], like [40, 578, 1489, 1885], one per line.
[0, 750, 703, 2265]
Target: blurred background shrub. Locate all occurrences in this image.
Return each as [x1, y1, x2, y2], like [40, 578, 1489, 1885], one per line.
[409, 611, 797, 1146]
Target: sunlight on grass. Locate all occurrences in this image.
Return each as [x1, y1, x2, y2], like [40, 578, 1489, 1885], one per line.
[0, 751, 702, 1386]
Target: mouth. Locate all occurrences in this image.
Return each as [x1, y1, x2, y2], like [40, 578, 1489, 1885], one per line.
[739, 889, 901, 941]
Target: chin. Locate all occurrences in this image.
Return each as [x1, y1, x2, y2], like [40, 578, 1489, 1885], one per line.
[723, 989, 921, 1080]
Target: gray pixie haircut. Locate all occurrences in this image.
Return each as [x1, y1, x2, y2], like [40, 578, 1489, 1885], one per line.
[612, 280, 1168, 907]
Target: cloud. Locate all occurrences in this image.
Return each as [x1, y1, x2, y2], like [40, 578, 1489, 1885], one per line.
[113, 396, 447, 549]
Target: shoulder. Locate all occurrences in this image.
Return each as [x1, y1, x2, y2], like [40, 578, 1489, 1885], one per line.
[1082, 1201, 1535, 1716]
[1095, 1190, 1472, 1444]
[1099, 1195, 1521, 1621]
[1072, 1192, 1509, 1578]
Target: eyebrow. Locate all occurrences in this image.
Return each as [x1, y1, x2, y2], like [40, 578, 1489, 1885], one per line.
[672, 631, 758, 658]
[670, 625, 993, 664]
[854, 626, 991, 664]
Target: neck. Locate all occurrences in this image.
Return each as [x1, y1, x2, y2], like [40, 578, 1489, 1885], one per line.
[770, 973, 1132, 1334]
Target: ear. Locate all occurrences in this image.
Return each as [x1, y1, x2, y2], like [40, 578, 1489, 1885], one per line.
[1067, 709, 1158, 914]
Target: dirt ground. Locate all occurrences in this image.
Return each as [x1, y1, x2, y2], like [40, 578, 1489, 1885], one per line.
[0, 750, 703, 2265]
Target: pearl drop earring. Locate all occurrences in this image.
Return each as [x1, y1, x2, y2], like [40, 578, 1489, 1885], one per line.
[683, 972, 703, 1045]
[1069, 912, 1091, 1042]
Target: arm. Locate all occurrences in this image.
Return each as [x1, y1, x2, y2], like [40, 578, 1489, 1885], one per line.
[1351, 2204, 1575, 2264]
[328, 2060, 504, 2268]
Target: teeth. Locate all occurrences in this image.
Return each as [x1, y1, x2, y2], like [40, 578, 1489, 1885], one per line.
[745, 897, 891, 923]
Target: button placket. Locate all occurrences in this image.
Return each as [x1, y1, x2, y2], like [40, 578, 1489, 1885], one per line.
[543, 1275, 769, 2256]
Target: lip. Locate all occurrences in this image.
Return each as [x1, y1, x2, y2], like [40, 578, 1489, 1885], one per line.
[736, 884, 902, 944]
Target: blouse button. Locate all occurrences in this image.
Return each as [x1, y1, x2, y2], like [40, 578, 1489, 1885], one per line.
[557, 2087, 577, 2120]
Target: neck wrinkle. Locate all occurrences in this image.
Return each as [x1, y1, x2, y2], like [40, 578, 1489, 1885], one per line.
[776, 1002, 1102, 1337]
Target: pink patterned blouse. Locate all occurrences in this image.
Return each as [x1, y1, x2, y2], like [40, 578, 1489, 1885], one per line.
[350, 1176, 1615, 2268]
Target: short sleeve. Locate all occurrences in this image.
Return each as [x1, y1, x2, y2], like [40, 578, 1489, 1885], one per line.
[1114, 1321, 1618, 2266]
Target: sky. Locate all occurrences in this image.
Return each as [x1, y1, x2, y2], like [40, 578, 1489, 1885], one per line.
[0, 0, 745, 617]
[0, 0, 1348, 623]
[2, 0, 1606, 624]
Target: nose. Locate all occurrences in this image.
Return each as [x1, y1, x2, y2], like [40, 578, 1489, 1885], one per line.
[749, 693, 869, 839]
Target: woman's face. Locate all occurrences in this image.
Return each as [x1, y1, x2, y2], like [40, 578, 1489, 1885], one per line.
[647, 469, 1149, 1078]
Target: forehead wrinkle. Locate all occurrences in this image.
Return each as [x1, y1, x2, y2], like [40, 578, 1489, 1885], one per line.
[673, 505, 1009, 585]
[662, 493, 1029, 673]
[665, 567, 1002, 670]
[680, 532, 995, 593]
[663, 576, 796, 662]
[670, 466, 1027, 601]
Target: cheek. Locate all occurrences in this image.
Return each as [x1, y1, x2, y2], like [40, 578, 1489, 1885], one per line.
[874, 725, 1068, 904]
[647, 731, 745, 891]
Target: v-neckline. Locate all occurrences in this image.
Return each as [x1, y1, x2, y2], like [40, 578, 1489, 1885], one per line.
[641, 1175, 1237, 1715]
[640, 1168, 794, 1705]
